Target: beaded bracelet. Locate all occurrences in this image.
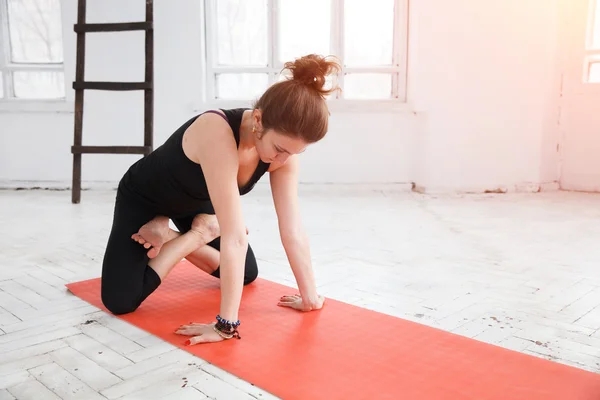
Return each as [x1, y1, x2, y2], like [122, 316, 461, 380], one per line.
[216, 315, 240, 328]
[214, 315, 241, 339]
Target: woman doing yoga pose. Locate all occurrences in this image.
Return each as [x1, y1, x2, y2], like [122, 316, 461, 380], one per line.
[100, 54, 340, 344]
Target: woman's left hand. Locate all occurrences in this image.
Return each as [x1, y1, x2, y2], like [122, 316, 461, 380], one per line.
[175, 322, 224, 345]
[278, 294, 325, 311]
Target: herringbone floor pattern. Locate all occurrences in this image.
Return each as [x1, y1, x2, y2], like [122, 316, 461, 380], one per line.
[1, 186, 599, 399]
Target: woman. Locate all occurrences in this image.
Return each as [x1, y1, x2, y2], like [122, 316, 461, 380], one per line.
[100, 54, 340, 345]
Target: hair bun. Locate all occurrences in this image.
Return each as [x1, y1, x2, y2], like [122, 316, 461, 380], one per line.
[283, 54, 341, 96]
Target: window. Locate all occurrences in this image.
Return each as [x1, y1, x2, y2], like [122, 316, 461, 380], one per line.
[203, 0, 408, 103]
[586, 0, 600, 82]
[0, 0, 65, 100]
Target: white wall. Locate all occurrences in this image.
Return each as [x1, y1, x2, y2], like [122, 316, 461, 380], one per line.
[409, 0, 564, 193]
[2, 0, 591, 193]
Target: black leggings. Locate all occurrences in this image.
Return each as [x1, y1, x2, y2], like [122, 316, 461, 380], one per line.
[100, 188, 259, 315]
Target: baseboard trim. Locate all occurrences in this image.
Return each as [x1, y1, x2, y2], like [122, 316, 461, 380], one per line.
[0, 180, 562, 195]
[0, 180, 118, 191]
[0, 180, 415, 194]
[410, 181, 561, 195]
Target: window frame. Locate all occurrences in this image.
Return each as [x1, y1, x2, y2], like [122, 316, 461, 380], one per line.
[201, 0, 409, 112]
[584, 0, 600, 83]
[0, 0, 70, 112]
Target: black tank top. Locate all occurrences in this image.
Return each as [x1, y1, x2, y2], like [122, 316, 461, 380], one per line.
[119, 108, 271, 218]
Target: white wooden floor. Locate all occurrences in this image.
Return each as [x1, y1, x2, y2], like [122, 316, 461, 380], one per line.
[1, 186, 600, 399]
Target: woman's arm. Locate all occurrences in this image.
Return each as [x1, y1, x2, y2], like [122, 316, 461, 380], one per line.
[185, 113, 248, 322]
[269, 156, 322, 310]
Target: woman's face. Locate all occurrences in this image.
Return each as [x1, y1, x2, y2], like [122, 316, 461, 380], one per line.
[255, 129, 307, 164]
[251, 110, 308, 164]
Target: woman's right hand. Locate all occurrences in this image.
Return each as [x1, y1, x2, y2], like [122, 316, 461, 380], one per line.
[175, 322, 225, 345]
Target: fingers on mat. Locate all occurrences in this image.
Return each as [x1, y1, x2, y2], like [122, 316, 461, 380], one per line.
[186, 336, 207, 345]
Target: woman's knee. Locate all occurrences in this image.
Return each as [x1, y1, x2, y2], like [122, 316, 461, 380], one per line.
[243, 246, 259, 285]
[101, 288, 140, 315]
[243, 264, 258, 285]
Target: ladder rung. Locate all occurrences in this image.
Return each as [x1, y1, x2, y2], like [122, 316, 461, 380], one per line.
[74, 22, 153, 33]
[73, 81, 152, 91]
[71, 146, 152, 155]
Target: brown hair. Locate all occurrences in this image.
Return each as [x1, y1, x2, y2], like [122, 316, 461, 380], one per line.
[253, 54, 341, 143]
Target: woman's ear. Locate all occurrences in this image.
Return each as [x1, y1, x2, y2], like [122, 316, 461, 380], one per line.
[252, 109, 263, 132]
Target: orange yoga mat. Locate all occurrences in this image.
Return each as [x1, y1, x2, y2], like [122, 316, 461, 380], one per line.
[67, 260, 600, 399]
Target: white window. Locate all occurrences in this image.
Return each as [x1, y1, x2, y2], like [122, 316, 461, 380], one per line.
[203, 0, 408, 104]
[0, 0, 65, 100]
[586, 0, 600, 82]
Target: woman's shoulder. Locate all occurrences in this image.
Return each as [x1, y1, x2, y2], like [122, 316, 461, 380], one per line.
[181, 110, 241, 164]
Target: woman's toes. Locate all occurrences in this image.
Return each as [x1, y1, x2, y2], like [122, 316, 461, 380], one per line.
[131, 234, 147, 245]
[147, 246, 161, 259]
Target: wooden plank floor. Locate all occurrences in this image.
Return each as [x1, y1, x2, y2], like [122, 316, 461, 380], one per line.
[1, 186, 599, 399]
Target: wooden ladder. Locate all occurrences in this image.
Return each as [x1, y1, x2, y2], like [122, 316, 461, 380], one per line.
[71, 0, 154, 203]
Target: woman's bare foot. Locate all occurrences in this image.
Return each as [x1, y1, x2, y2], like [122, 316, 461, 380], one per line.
[190, 214, 221, 244]
[132, 216, 170, 258]
[133, 214, 245, 259]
